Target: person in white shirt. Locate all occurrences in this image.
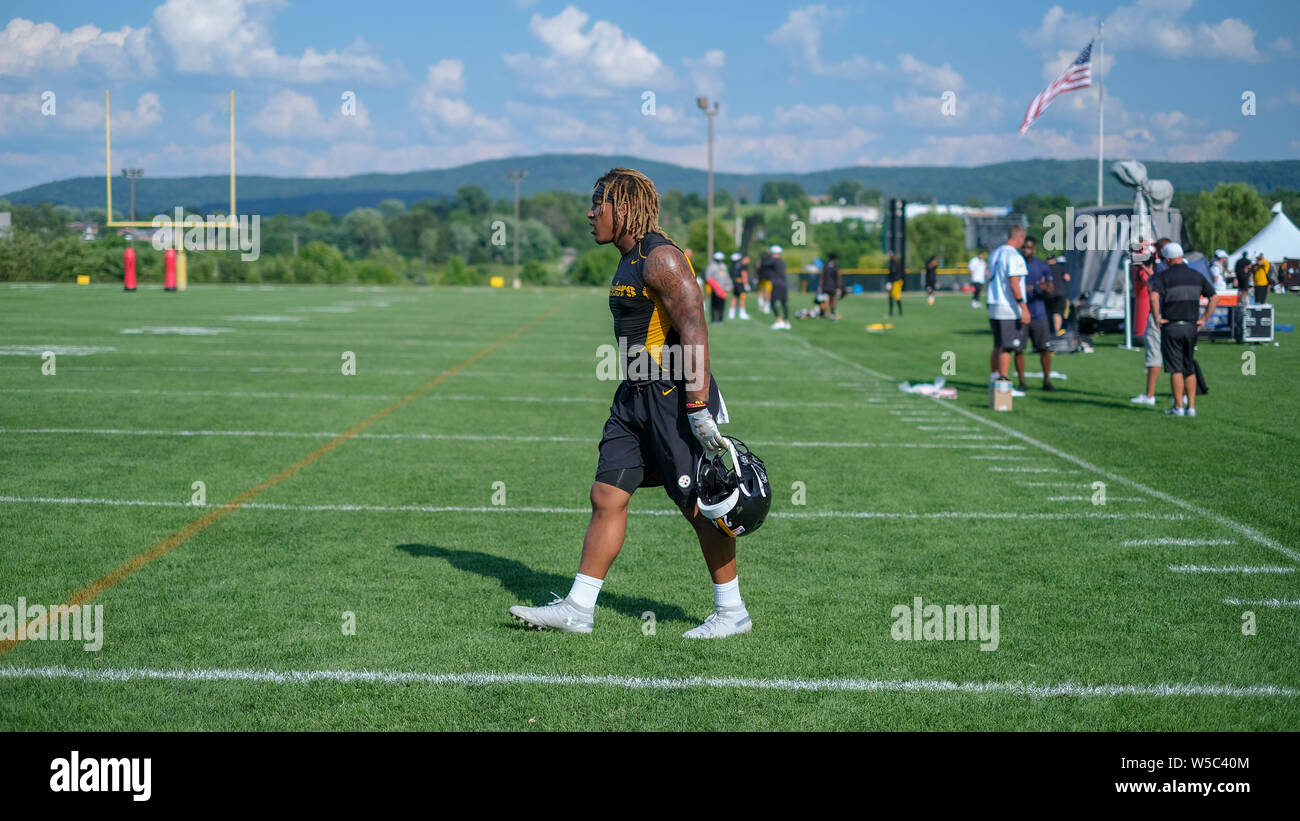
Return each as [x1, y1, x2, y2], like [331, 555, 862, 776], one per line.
[987, 225, 1030, 392]
[1210, 250, 1228, 291]
[968, 251, 987, 309]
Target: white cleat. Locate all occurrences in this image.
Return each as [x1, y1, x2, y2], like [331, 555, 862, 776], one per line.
[683, 604, 752, 639]
[509, 595, 594, 634]
[1130, 394, 1156, 406]
[739, 310, 750, 320]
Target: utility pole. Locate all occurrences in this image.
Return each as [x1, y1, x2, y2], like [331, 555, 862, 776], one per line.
[122, 168, 144, 223]
[506, 169, 528, 288]
[697, 97, 720, 261]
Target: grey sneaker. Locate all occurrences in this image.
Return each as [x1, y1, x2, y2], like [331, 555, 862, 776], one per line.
[509, 595, 594, 634]
[683, 604, 752, 639]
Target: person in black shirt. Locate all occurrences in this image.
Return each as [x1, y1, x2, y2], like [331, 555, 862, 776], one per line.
[924, 254, 938, 305]
[887, 252, 904, 316]
[1150, 242, 1218, 417]
[820, 252, 842, 319]
[767, 245, 790, 330]
[509, 167, 749, 638]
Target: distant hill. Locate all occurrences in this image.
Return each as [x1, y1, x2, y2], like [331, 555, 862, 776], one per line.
[6, 155, 1299, 217]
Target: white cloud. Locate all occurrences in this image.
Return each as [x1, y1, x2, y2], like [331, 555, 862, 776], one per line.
[0, 90, 159, 137]
[249, 90, 371, 139]
[768, 5, 884, 78]
[151, 0, 391, 81]
[1026, 1, 1260, 61]
[0, 17, 155, 77]
[504, 5, 671, 98]
[254, 140, 523, 178]
[67, 92, 163, 133]
[872, 124, 1238, 167]
[898, 54, 964, 93]
[0, 93, 40, 135]
[412, 60, 509, 139]
[684, 49, 726, 98]
[1164, 129, 1238, 161]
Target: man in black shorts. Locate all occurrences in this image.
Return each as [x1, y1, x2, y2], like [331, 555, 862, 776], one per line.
[820, 252, 842, 319]
[509, 168, 751, 638]
[1021, 236, 1056, 391]
[1150, 242, 1218, 417]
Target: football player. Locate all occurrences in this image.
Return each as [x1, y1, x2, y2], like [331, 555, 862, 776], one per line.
[509, 168, 751, 638]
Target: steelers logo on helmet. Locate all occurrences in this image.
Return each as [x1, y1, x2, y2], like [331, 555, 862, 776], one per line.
[677, 474, 691, 489]
[695, 437, 770, 537]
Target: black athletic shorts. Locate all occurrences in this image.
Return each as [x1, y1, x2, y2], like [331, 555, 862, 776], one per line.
[1161, 322, 1197, 376]
[595, 377, 726, 508]
[732, 280, 745, 297]
[990, 318, 1027, 352]
[770, 286, 788, 303]
[1029, 319, 1052, 353]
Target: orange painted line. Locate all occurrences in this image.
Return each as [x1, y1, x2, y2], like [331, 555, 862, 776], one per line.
[0, 301, 567, 655]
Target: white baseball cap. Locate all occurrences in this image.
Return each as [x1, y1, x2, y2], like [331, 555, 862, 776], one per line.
[770, 245, 783, 254]
[713, 251, 725, 260]
[1162, 242, 1183, 260]
[1214, 249, 1227, 258]
[730, 252, 741, 261]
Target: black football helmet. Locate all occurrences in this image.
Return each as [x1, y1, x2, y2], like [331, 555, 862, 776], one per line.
[695, 437, 770, 537]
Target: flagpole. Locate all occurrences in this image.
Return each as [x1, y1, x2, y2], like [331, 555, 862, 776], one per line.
[1097, 23, 1104, 207]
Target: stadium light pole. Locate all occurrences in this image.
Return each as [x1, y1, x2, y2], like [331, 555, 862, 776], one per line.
[121, 168, 144, 224]
[697, 97, 719, 262]
[507, 169, 528, 288]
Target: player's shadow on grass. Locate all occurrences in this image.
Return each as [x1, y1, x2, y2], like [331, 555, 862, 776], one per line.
[395, 543, 691, 623]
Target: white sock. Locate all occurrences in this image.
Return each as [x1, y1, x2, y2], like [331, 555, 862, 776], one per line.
[568, 573, 603, 609]
[714, 577, 742, 609]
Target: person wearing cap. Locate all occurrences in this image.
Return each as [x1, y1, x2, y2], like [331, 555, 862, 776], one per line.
[1210, 250, 1228, 291]
[728, 252, 750, 320]
[968, 250, 987, 309]
[767, 245, 790, 330]
[1129, 248, 1162, 406]
[1251, 252, 1272, 304]
[1150, 242, 1218, 417]
[1234, 251, 1252, 295]
[705, 251, 731, 325]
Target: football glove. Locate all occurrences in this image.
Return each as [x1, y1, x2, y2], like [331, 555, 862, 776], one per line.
[687, 408, 726, 455]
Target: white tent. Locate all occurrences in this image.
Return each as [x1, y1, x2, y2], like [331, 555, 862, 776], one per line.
[1227, 202, 1300, 268]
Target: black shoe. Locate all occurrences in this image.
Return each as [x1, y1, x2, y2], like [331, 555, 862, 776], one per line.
[1042, 382, 1056, 392]
[1016, 382, 1028, 392]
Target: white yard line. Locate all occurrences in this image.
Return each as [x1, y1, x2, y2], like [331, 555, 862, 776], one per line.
[0, 496, 1187, 521]
[1221, 598, 1300, 608]
[1168, 565, 1294, 574]
[989, 467, 1082, 473]
[1045, 495, 1147, 502]
[0, 387, 893, 410]
[0, 427, 1026, 450]
[1123, 538, 1237, 546]
[0, 665, 1291, 698]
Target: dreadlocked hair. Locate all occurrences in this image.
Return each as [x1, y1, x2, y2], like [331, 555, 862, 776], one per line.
[595, 168, 672, 245]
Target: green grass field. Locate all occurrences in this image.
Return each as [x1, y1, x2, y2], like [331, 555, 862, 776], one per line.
[1, 281, 1297, 730]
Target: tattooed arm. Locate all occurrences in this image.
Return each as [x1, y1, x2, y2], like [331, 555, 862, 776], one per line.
[644, 244, 711, 404]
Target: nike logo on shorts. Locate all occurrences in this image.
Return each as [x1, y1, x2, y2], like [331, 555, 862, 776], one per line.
[662, 386, 675, 396]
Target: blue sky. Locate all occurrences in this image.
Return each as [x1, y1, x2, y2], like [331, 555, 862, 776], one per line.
[1, 0, 1297, 194]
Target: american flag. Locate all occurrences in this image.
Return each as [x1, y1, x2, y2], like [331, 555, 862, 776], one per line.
[1019, 40, 1093, 134]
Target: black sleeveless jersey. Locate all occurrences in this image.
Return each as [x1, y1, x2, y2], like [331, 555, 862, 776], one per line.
[608, 232, 691, 384]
